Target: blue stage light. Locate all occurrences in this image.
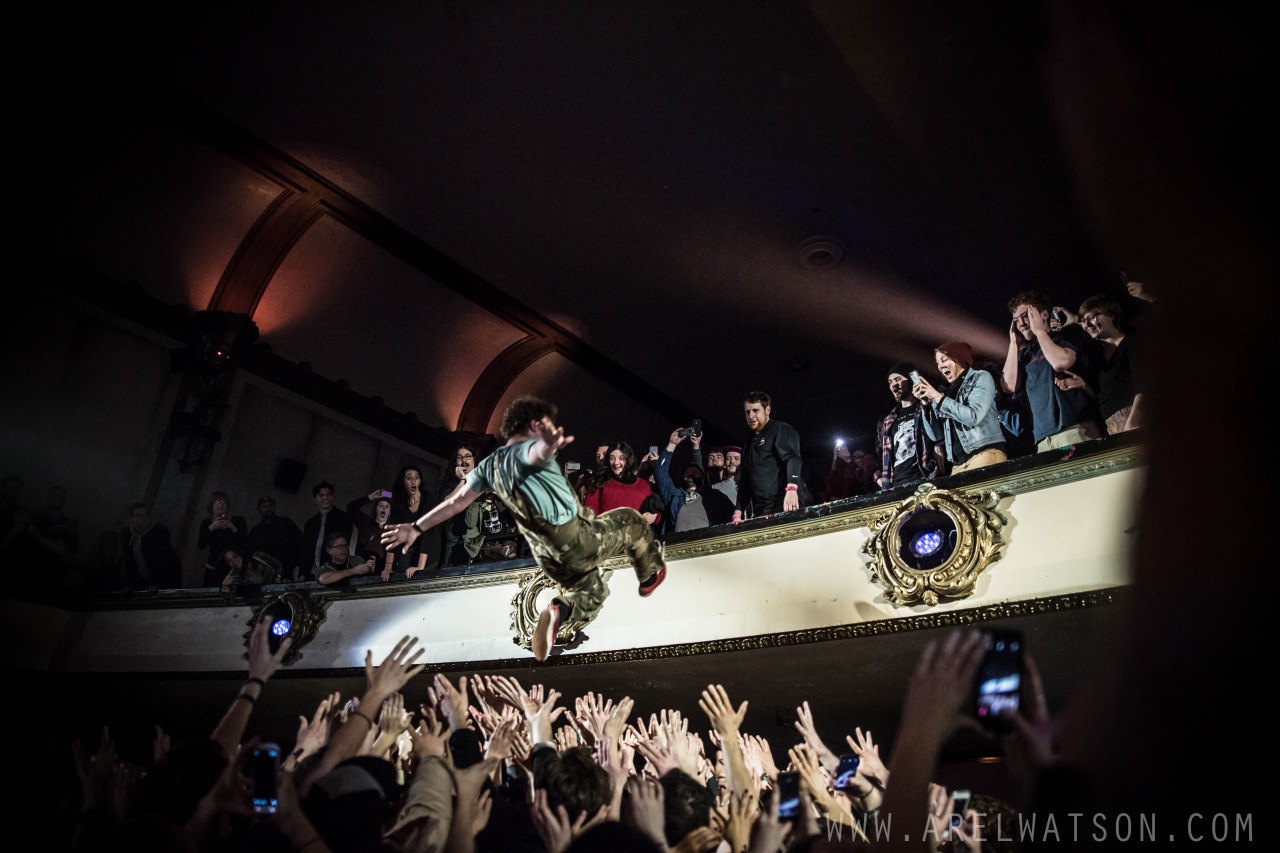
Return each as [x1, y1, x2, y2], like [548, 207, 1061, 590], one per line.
[912, 531, 943, 557]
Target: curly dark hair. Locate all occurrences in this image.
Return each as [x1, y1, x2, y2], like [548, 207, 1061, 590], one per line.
[499, 396, 559, 440]
[602, 441, 638, 480]
[1007, 290, 1051, 314]
[582, 441, 638, 495]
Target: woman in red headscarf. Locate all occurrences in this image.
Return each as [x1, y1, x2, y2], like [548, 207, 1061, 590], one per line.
[911, 342, 1008, 474]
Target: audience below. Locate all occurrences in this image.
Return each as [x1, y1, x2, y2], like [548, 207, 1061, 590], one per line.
[61, 619, 1067, 853]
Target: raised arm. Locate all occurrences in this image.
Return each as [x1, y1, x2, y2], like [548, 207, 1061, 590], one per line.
[1027, 308, 1077, 372]
[699, 684, 751, 797]
[1002, 320, 1022, 394]
[527, 418, 575, 465]
[210, 618, 292, 760]
[877, 631, 986, 853]
[300, 636, 426, 794]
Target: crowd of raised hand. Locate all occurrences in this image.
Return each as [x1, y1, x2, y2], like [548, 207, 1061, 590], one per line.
[66, 617, 1059, 852]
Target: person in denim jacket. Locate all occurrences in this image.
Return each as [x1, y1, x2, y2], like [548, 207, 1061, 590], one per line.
[913, 342, 1008, 475]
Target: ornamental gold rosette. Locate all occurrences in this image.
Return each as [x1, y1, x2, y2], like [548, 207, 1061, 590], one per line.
[861, 484, 1007, 606]
[245, 589, 327, 664]
[509, 570, 600, 650]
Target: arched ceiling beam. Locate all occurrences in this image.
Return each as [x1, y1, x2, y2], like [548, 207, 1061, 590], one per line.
[456, 336, 559, 433]
[163, 91, 706, 431]
[207, 190, 326, 314]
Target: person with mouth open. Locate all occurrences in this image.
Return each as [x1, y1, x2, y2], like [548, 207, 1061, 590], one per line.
[912, 342, 1008, 475]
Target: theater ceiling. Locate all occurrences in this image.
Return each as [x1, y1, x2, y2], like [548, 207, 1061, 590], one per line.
[31, 1, 1110, 454]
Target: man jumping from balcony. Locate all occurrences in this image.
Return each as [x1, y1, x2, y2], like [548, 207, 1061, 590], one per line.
[381, 396, 666, 660]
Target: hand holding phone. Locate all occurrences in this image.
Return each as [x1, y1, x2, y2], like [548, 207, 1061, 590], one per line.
[974, 630, 1023, 730]
[251, 743, 280, 814]
[833, 754, 861, 790]
[776, 770, 801, 819]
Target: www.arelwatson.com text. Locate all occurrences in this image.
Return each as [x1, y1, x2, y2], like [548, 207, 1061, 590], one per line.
[825, 812, 1253, 844]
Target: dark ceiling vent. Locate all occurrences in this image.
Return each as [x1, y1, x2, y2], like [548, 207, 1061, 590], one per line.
[798, 236, 843, 269]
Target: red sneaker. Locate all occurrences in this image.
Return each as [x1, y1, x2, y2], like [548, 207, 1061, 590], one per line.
[638, 564, 666, 597]
[533, 603, 561, 661]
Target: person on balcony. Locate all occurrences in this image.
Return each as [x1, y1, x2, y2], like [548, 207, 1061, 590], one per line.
[1003, 290, 1104, 451]
[732, 391, 805, 521]
[655, 429, 735, 532]
[912, 342, 1008, 475]
[876, 364, 945, 492]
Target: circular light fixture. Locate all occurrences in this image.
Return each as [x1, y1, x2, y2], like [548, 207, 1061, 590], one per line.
[271, 618, 292, 636]
[912, 530, 944, 557]
[798, 236, 844, 269]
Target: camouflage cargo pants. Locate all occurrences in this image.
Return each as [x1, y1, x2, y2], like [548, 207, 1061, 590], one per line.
[528, 505, 663, 625]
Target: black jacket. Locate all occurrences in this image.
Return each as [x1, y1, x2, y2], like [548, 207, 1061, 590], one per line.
[736, 418, 803, 514]
[298, 508, 353, 580]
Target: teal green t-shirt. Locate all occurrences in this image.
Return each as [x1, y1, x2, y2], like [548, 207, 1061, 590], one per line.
[464, 439, 578, 526]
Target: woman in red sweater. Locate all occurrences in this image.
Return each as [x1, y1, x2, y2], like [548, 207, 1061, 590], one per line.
[583, 441, 662, 526]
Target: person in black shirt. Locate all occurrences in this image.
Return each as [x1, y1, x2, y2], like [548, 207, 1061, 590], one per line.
[298, 482, 353, 582]
[248, 495, 301, 579]
[1072, 294, 1144, 435]
[119, 502, 181, 589]
[197, 491, 249, 587]
[731, 391, 804, 521]
[876, 364, 945, 491]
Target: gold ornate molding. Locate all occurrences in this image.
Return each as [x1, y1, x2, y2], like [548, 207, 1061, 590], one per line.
[130, 588, 1121, 679]
[594, 442, 1140, 571]
[964, 444, 1143, 497]
[861, 484, 1006, 606]
[508, 570, 600, 651]
[245, 589, 326, 665]
[394, 588, 1123, 673]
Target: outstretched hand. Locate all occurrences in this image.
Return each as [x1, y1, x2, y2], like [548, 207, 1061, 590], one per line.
[380, 523, 422, 554]
[248, 614, 293, 681]
[363, 636, 426, 700]
[900, 630, 988, 747]
[699, 684, 747, 738]
[528, 416, 575, 463]
[532, 790, 607, 853]
[431, 673, 470, 732]
[845, 727, 889, 789]
[793, 701, 838, 772]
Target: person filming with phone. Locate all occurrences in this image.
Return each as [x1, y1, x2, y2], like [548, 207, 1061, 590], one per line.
[912, 342, 1009, 475]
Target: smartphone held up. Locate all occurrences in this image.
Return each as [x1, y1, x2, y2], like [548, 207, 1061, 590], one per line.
[973, 630, 1023, 730]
